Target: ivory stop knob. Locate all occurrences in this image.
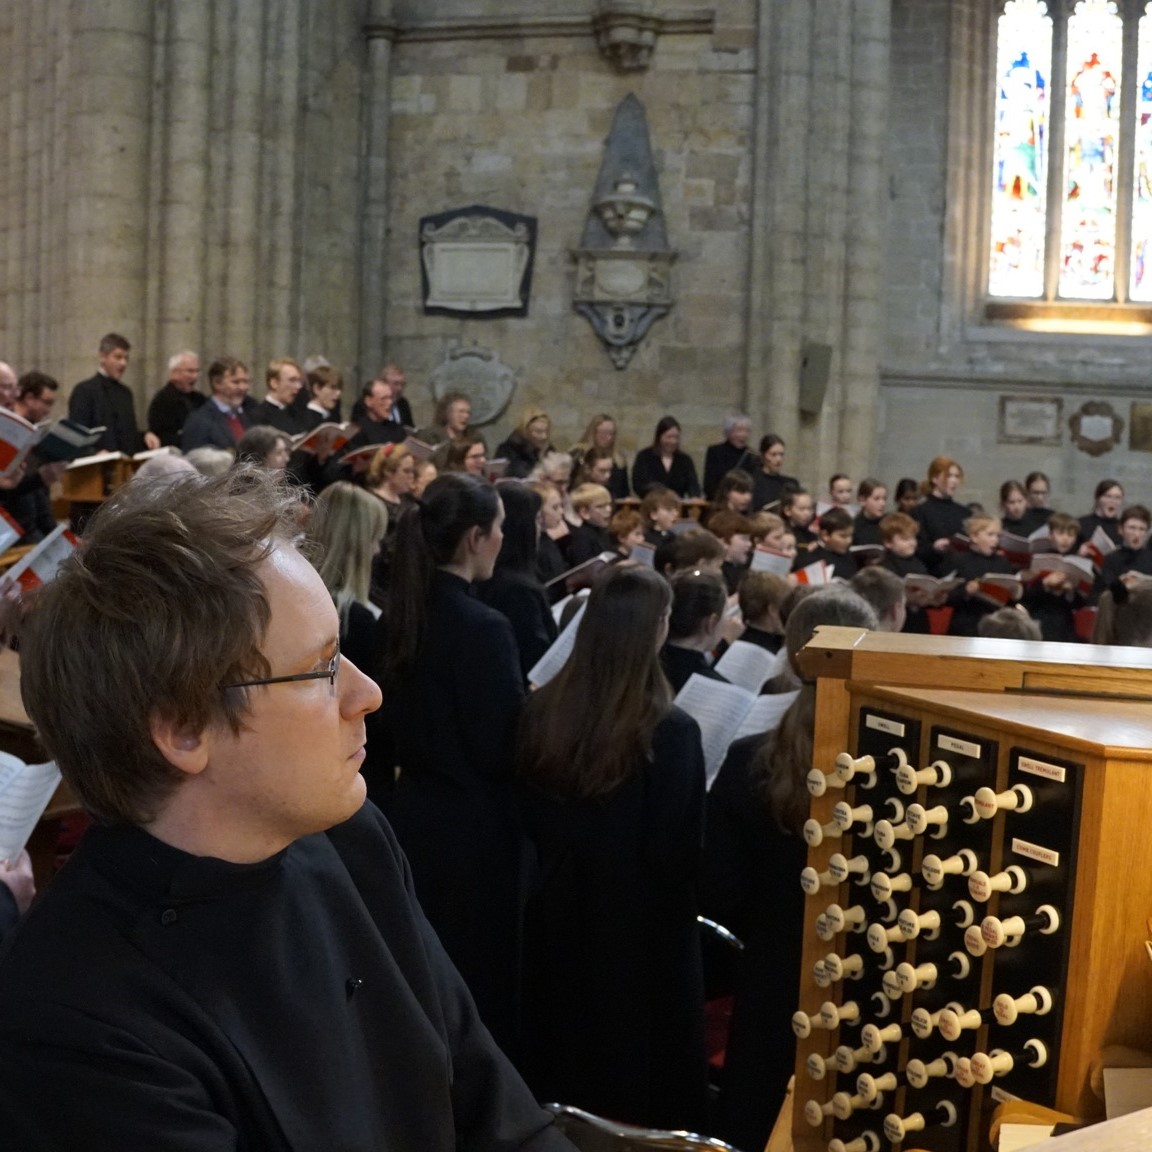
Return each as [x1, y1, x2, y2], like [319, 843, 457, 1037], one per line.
[894, 759, 952, 794]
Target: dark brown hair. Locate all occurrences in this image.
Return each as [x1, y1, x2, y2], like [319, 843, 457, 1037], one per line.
[667, 570, 727, 641]
[381, 473, 500, 685]
[17, 370, 58, 400]
[18, 466, 302, 825]
[516, 565, 672, 798]
[738, 571, 789, 625]
[98, 332, 130, 355]
[818, 506, 853, 535]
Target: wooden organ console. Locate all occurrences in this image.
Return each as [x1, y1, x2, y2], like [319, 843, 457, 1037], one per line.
[790, 630, 1152, 1152]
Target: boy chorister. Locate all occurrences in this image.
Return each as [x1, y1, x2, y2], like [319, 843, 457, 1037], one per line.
[946, 514, 1016, 637]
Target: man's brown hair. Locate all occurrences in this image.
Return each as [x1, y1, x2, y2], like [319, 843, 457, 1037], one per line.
[207, 356, 247, 387]
[19, 466, 303, 825]
[98, 333, 130, 355]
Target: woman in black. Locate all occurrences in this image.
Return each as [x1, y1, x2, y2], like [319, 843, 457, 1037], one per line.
[495, 406, 553, 479]
[630, 415, 701, 499]
[516, 565, 709, 1130]
[1000, 478, 1049, 538]
[1079, 478, 1124, 547]
[478, 480, 558, 679]
[701, 587, 878, 1152]
[852, 477, 888, 548]
[659, 570, 731, 693]
[749, 434, 799, 511]
[376, 473, 527, 1057]
[913, 455, 971, 575]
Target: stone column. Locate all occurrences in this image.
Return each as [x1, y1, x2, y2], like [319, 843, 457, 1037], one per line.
[256, 0, 302, 366]
[220, 0, 264, 364]
[155, 0, 212, 373]
[2, 0, 30, 364]
[60, 0, 155, 390]
[837, 0, 891, 479]
[744, 0, 891, 486]
[359, 0, 397, 381]
[798, 0, 852, 486]
[766, 0, 811, 456]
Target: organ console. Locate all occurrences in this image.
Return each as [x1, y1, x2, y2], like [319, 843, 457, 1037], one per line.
[788, 628, 1152, 1152]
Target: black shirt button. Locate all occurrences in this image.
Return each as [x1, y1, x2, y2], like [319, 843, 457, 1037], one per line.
[160, 908, 178, 925]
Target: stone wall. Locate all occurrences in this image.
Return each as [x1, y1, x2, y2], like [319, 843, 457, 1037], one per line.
[379, 2, 759, 460]
[0, 0, 366, 408]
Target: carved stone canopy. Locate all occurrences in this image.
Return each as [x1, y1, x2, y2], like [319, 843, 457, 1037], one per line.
[571, 94, 677, 368]
[593, 1, 660, 72]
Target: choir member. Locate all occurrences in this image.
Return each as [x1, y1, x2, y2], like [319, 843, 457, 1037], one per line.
[631, 416, 701, 499]
[516, 565, 709, 1130]
[377, 473, 527, 1056]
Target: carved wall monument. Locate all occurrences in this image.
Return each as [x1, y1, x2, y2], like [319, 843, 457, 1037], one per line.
[420, 205, 537, 317]
[427, 343, 518, 425]
[572, 94, 677, 368]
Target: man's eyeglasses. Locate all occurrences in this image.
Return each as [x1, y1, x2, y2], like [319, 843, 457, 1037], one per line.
[221, 650, 340, 692]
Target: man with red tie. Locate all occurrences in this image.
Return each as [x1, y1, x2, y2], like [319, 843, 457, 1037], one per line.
[181, 357, 252, 452]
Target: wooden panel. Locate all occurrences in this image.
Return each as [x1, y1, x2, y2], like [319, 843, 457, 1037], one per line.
[789, 629, 1152, 1151]
[797, 627, 1152, 696]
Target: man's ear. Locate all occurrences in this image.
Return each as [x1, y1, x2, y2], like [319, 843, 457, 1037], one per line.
[149, 716, 211, 777]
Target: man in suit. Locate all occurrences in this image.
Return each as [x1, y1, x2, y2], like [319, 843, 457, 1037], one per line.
[381, 363, 414, 428]
[181, 357, 252, 451]
[0, 466, 575, 1152]
[249, 358, 305, 436]
[68, 333, 160, 454]
[147, 351, 206, 447]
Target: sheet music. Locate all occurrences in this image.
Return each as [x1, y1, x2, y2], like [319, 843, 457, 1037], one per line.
[528, 601, 587, 688]
[0, 753, 61, 861]
[750, 547, 791, 577]
[673, 674, 758, 788]
[734, 689, 800, 743]
[713, 640, 784, 693]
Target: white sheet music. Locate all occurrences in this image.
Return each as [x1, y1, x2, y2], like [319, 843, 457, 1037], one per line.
[734, 689, 800, 743]
[713, 640, 784, 693]
[0, 753, 61, 862]
[528, 602, 588, 688]
[673, 675, 755, 787]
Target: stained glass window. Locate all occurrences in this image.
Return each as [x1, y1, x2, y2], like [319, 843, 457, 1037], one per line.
[988, 0, 1152, 308]
[1059, 0, 1122, 299]
[989, 0, 1052, 298]
[1131, 4, 1152, 300]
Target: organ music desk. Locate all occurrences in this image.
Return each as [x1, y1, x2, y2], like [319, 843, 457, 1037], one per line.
[790, 629, 1152, 1152]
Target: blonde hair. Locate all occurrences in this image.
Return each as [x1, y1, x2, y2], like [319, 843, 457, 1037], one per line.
[304, 482, 389, 615]
[963, 514, 1000, 536]
[266, 356, 302, 386]
[367, 442, 411, 487]
[570, 483, 611, 513]
[516, 406, 550, 439]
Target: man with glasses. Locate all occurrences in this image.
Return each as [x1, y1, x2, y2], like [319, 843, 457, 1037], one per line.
[0, 467, 572, 1151]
